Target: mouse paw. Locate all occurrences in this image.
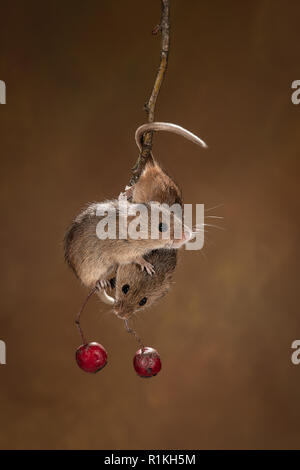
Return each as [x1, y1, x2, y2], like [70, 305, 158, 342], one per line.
[136, 258, 155, 276]
[119, 186, 134, 201]
[96, 279, 111, 290]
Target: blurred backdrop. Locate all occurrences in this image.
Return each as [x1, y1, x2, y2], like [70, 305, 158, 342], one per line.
[0, 0, 300, 449]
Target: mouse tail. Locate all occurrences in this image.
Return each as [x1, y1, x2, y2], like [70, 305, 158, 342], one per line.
[97, 289, 115, 305]
[135, 122, 208, 153]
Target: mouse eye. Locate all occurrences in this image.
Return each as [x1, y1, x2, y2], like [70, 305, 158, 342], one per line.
[159, 222, 168, 232]
[122, 284, 130, 294]
[139, 297, 147, 307]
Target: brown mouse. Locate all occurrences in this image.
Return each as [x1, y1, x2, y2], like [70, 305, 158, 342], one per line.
[99, 122, 207, 318]
[64, 197, 191, 291]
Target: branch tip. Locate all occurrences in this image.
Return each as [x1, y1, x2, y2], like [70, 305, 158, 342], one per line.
[130, 0, 170, 185]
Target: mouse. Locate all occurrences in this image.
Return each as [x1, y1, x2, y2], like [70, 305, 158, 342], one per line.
[113, 248, 177, 318]
[64, 197, 192, 291]
[99, 122, 207, 318]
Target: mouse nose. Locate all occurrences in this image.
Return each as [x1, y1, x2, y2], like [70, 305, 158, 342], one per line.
[114, 302, 132, 319]
[183, 227, 192, 242]
[172, 226, 192, 248]
[180, 227, 192, 243]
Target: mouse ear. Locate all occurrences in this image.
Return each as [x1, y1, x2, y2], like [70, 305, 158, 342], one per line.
[98, 289, 115, 305]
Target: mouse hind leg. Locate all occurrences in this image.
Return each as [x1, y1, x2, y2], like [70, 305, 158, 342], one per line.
[119, 185, 134, 201]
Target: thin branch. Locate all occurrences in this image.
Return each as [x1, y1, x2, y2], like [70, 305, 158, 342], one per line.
[130, 0, 170, 184]
[124, 319, 145, 349]
[75, 287, 97, 345]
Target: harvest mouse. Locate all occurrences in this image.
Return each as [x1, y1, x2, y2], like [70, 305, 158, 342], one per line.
[99, 122, 207, 318]
[113, 248, 177, 318]
[64, 198, 192, 291]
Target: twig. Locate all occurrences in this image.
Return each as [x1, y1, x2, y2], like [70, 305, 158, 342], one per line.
[124, 319, 145, 349]
[130, 0, 170, 185]
[75, 287, 97, 345]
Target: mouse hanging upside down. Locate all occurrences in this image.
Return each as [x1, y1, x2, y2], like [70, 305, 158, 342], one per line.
[93, 122, 208, 318]
[64, 196, 193, 292]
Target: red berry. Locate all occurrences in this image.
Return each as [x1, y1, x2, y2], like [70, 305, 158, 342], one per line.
[76, 342, 107, 373]
[133, 347, 161, 378]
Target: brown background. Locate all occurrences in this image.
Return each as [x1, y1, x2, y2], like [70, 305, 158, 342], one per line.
[0, 0, 300, 450]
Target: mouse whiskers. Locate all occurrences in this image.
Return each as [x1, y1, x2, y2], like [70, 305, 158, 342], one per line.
[204, 203, 224, 213]
[195, 222, 226, 231]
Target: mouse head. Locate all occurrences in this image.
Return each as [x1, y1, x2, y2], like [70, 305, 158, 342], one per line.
[125, 202, 192, 250]
[111, 249, 177, 319]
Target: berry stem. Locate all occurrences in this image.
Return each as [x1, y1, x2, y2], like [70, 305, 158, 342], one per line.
[124, 319, 145, 349]
[75, 287, 97, 345]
